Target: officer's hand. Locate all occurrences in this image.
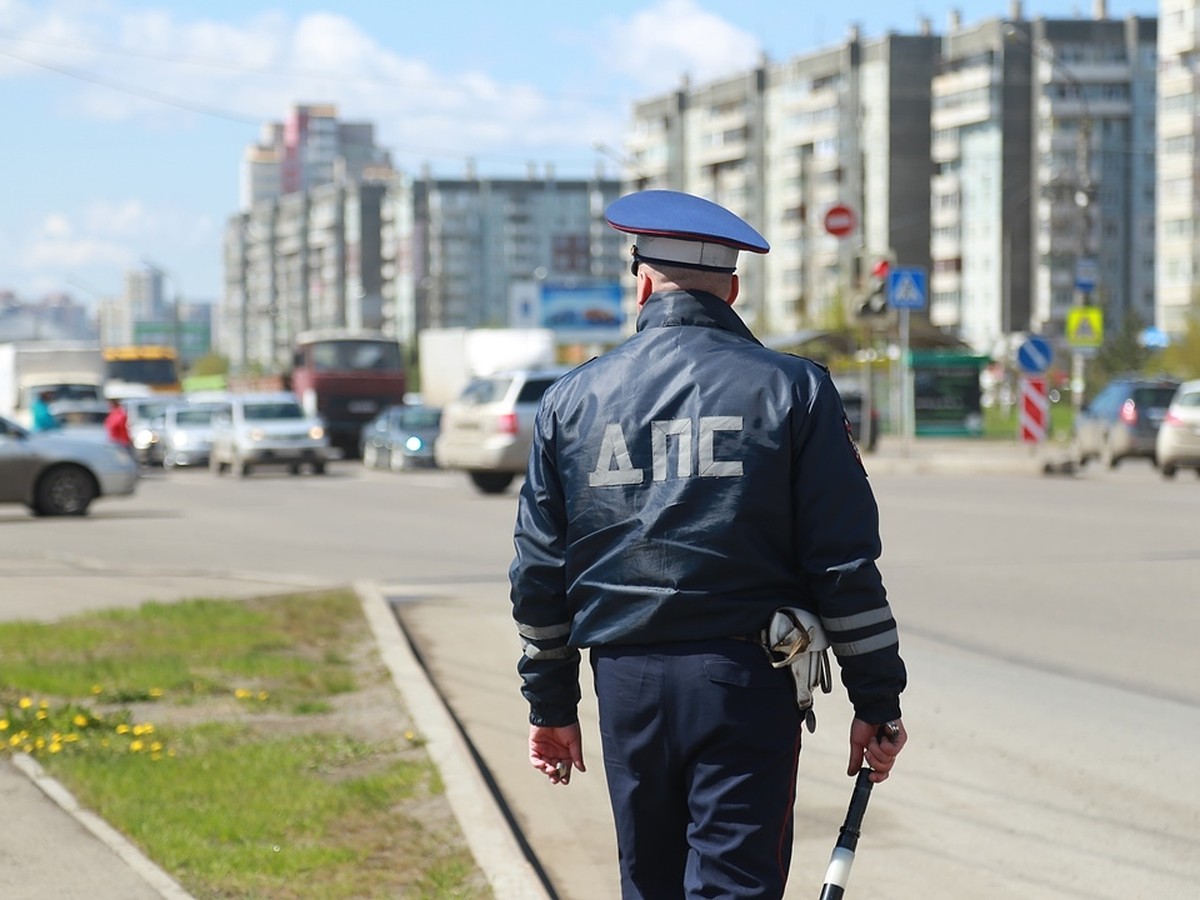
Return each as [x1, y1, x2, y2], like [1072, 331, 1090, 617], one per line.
[529, 723, 586, 786]
[848, 717, 906, 783]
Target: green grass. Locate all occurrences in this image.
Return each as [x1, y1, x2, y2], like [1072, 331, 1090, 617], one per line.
[0, 590, 491, 899]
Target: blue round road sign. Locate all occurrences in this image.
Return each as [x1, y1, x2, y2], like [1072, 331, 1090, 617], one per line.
[1017, 336, 1053, 374]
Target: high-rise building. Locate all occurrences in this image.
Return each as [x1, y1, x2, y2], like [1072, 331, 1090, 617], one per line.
[238, 104, 393, 212]
[1157, 0, 1199, 335]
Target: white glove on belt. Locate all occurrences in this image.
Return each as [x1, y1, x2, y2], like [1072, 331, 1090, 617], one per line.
[761, 607, 832, 732]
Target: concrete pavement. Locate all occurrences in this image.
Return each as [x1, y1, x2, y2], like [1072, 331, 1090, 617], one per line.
[0, 435, 1064, 899]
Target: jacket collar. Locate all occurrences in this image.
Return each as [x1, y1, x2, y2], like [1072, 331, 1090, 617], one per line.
[635, 290, 761, 346]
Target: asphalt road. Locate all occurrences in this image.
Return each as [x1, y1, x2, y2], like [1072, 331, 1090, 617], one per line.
[1, 457, 1197, 899]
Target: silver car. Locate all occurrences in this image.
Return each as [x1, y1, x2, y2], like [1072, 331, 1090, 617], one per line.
[160, 400, 231, 470]
[210, 392, 335, 477]
[0, 414, 139, 516]
[435, 369, 569, 494]
[1155, 380, 1200, 479]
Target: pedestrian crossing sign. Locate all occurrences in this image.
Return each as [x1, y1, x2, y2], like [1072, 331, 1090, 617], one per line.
[1066, 307, 1103, 349]
[887, 266, 927, 310]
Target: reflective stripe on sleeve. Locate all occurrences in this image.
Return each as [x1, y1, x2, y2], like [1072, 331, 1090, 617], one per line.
[822, 607, 893, 633]
[830, 629, 899, 658]
[523, 644, 578, 661]
[517, 621, 572, 640]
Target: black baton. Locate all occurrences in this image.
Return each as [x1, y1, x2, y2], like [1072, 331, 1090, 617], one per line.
[817, 767, 874, 899]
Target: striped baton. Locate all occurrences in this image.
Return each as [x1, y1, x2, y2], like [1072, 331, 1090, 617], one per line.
[817, 767, 875, 899]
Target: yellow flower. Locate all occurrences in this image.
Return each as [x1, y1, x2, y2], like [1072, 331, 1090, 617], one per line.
[22, 744, 32, 753]
[257, 691, 268, 701]
[73, 715, 89, 728]
[8, 735, 20, 747]
[18, 697, 32, 709]
[116, 724, 131, 734]
[34, 737, 45, 749]
[0, 719, 8, 731]
[48, 743, 62, 754]
[35, 710, 48, 721]
[129, 740, 144, 752]
[91, 684, 103, 695]
[234, 688, 251, 699]
[149, 688, 164, 698]
[64, 734, 80, 743]
[133, 723, 154, 735]
[150, 741, 163, 753]
[38, 699, 49, 710]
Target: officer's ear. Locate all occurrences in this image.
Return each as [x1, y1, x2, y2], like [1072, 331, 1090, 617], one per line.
[724, 274, 740, 306]
[636, 268, 655, 308]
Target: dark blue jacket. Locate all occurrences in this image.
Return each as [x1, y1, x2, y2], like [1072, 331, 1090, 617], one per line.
[511, 290, 905, 727]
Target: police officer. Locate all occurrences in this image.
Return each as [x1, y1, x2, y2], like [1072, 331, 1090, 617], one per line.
[510, 190, 907, 900]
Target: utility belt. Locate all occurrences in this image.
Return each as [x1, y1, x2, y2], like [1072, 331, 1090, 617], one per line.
[734, 608, 832, 732]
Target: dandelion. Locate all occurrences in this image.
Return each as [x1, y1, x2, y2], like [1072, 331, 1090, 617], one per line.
[64, 734, 80, 743]
[18, 697, 32, 710]
[38, 699, 48, 710]
[91, 685, 103, 695]
[73, 714, 89, 728]
[149, 688, 164, 698]
[234, 688, 251, 699]
[9, 735, 20, 747]
[130, 740, 145, 753]
[48, 743, 62, 754]
[257, 691, 269, 701]
[0, 719, 8, 731]
[116, 724, 131, 734]
[35, 710, 48, 721]
[404, 730, 415, 741]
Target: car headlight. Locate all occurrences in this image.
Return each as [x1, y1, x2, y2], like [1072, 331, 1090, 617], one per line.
[249, 429, 265, 441]
[405, 436, 423, 452]
[309, 426, 324, 440]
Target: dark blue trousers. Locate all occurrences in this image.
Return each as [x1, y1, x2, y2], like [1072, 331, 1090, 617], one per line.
[591, 638, 803, 900]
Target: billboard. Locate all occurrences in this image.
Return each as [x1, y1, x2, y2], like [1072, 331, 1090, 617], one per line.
[538, 282, 623, 333]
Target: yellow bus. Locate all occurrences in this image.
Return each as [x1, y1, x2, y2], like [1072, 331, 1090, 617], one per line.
[103, 345, 181, 394]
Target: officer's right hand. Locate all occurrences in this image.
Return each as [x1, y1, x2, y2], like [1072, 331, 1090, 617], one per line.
[529, 723, 587, 786]
[848, 717, 906, 783]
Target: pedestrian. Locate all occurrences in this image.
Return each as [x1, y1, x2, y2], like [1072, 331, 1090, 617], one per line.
[30, 390, 59, 431]
[104, 397, 132, 452]
[509, 189, 908, 900]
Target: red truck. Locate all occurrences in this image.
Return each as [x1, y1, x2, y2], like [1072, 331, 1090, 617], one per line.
[289, 330, 406, 459]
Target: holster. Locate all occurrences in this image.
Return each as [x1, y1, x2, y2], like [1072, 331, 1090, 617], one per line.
[761, 607, 832, 732]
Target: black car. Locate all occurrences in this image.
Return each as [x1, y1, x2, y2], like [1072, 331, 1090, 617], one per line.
[1075, 376, 1181, 468]
[360, 405, 442, 471]
[835, 383, 880, 453]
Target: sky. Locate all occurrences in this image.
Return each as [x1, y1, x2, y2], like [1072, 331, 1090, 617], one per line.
[0, 0, 1159, 308]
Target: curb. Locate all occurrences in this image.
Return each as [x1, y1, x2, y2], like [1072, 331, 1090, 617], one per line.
[10, 753, 195, 900]
[355, 581, 552, 900]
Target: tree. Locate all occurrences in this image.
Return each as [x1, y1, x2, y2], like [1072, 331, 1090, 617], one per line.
[1154, 315, 1200, 380]
[1090, 310, 1154, 383]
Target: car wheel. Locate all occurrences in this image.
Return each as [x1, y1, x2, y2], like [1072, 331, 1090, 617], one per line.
[288, 463, 301, 476]
[35, 464, 96, 516]
[1162, 463, 1177, 479]
[210, 453, 227, 475]
[233, 454, 251, 478]
[469, 471, 514, 494]
[389, 449, 407, 472]
[312, 462, 327, 476]
[363, 444, 380, 469]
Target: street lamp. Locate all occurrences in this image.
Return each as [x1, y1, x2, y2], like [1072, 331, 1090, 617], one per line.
[1004, 24, 1096, 416]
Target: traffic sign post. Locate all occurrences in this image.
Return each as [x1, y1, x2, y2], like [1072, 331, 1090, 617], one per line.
[1017, 336, 1053, 375]
[1019, 375, 1049, 444]
[885, 266, 927, 453]
[823, 204, 857, 238]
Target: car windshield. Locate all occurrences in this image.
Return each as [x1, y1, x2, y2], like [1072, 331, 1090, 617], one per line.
[243, 402, 304, 421]
[460, 378, 513, 405]
[1177, 389, 1200, 409]
[398, 408, 441, 428]
[176, 407, 222, 425]
[1133, 387, 1179, 409]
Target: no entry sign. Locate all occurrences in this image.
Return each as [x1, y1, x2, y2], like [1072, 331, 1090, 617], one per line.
[823, 204, 856, 238]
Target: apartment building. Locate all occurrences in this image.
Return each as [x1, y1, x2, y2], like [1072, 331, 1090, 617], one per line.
[1158, 0, 1200, 334]
[391, 168, 624, 338]
[625, 5, 1157, 353]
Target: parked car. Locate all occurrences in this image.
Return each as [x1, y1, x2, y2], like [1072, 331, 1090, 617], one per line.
[360, 405, 441, 471]
[1075, 377, 1181, 468]
[123, 395, 179, 465]
[209, 393, 334, 477]
[47, 399, 111, 441]
[1155, 380, 1200, 479]
[160, 399, 231, 470]
[435, 368, 570, 494]
[832, 381, 880, 453]
[0, 413, 139, 516]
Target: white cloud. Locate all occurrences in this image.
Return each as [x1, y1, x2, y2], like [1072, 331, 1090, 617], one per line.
[601, 0, 763, 92]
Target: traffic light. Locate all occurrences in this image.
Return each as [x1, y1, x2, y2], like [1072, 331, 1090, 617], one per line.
[857, 258, 890, 317]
